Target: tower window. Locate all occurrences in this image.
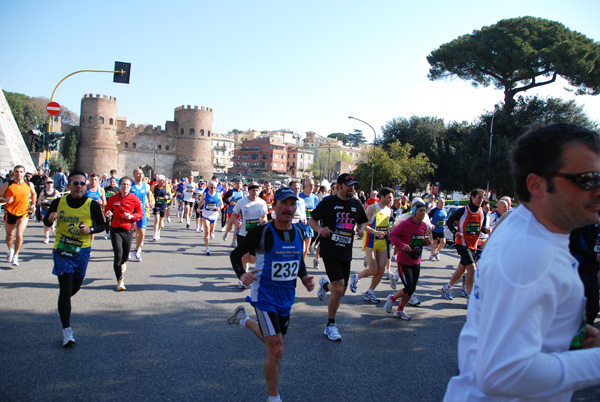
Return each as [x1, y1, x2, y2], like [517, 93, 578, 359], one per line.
[190, 128, 195, 135]
[158, 145, 162, 150]
[180, 128, 184, 135]
[208, 131, 211, 137]
[200, 129, 205, 136]
[88, 117, 93, 123]
[99, 117, 104, 124]
[109, 118, 114, 125]
[166, 145, 170, 150]
[132, 143, 136, 149]
[124, 142, 128, 148]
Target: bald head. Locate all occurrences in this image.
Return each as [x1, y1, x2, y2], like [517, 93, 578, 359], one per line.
[497, 200, 509, 215]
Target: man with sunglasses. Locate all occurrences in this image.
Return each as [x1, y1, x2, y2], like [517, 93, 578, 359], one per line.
[442, 188, 489, 300]
[444, 123, 600, 401]
[43, 170, 105, 347]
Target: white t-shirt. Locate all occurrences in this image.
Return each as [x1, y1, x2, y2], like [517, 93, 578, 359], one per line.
[444, 205, 600, 402]
[183, 182, 198, 202]
[233, 197, 268, 237]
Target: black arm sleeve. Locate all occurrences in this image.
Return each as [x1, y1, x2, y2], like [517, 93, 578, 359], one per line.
[89, 200, 106, 234]
[446, 207, 465, 234]
[230, 225, 264, 278]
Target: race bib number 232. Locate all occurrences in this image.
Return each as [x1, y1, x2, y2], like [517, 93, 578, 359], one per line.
[271, 260, 299, 281]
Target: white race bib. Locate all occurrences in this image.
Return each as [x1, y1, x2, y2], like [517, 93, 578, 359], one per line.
[271, 260, 299, 281]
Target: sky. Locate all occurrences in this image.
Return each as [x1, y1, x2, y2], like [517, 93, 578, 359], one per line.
[1, 0, 600, 143]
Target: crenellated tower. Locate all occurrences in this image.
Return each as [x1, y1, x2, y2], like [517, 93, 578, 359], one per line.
[77, 94, 118, 174]
[172, 105, 214, 180]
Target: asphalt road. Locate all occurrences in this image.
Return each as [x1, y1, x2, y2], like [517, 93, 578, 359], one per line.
[1, 218, 599, 401]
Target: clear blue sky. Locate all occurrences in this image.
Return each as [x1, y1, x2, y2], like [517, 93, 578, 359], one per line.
[1, 0, 599, 142]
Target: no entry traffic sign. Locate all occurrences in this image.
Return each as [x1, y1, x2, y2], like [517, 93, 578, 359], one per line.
[46, 102, 61, 116]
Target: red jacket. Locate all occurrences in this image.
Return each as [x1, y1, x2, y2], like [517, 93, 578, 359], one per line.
[105, 192, 144, 230]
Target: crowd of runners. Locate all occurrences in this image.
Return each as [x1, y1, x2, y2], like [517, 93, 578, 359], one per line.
[3, 122, 600, 402]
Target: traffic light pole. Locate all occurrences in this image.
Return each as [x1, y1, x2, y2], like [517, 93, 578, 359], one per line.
[45, 62, 130, 172]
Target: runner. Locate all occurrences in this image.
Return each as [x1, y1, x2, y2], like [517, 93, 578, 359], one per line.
[0, 165, 37, 267]
[309, 173, 367, 341]
[182, 175, 197, 228]
[194, 180, 206, 232]
[232, 182, 268, 287]
[428, 197, 447, 261]
[37, 178, 61, 244]
[442, 188, 489, 300]
[222, 179, 244, 247]
[43, 170, 105, 347]
[85, 173, 107, 245]
[130, 168, 154, 262]
[102, 177, 119, 240]
[259, 181, 275, 221]
[104, 177, 144, 291]
[350, 187, 394, 304]
[228, 186, 314, 402]
[384, 201, 430, 320]
[298, 179, 319, 262]
[198, 180, 223, 255]
[152, 175, 170, 241]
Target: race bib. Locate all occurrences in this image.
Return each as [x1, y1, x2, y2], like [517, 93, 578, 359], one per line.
[437, 220, 446, 227]
[466, 222, 480, 235]
[271, 260, 299, 281]
[376, 224, 388, 235]
[246, 219, 260, 230]
[57, 236, 83, 256]
[206, 202, 217, 211]
[306, 208, 313, 218]
[267, 203, 273, 211]
[331, 231, 353, 244]
[157, 197, 166, 204]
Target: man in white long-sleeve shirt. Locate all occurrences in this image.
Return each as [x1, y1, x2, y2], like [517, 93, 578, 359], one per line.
[444, 123, 600, 402]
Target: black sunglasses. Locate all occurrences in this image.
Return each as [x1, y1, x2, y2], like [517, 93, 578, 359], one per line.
[70, 181, 87, 186]
[548, 171, 600, 190]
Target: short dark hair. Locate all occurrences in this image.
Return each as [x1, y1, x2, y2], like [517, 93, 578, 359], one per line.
[511, 123, 600, 202]
[379, 187, 393, 198]
[68, 170, 87, 180]
[470, 188, 485, 199]
[120, 176, 133, 184]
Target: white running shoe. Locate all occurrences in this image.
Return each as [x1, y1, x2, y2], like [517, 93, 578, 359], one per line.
[349, 273, 359, 293]
[317, 276, 329, 301]
[363, 290, 380, 303]
[390, 273, 398, 290]
[209, 233, 215, 240]
[200, 226, 204, 232]
[134, 250, 142, 262]
[227, 305, 249, 328]
[167, 217, 171, 223]
[231, 239, 237, 248]
[62, 327, 76, 347]
[324, 324, 342, 341]
[223, 232, 229, 241]
[11, 254, 19, 267]
[117, 279, 126, 291]
[153, 234, 158, 241]
[408, 294, 421, 306]
[7, 249, 14, 263]
[429, 254, 436, 261]
[384, 294, 394, 313]
[313, 258, 319, 269]
[196, 225, 200, 232]
[435, 253, 441, 262]
[205, 247, 210, 256]
[394, 309, 411, 320]
[43, 238, 50, 244]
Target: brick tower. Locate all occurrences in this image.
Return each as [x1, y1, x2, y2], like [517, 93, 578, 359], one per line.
[76, 94, 118, 174]
[172, 105, 214, 180]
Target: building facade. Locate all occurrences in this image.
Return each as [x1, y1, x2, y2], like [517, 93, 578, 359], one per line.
[211, 133, 236, 175]
[230, 136, 288, 175]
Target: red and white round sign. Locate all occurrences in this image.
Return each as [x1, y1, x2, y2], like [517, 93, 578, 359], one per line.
[46, 102, 61, 116]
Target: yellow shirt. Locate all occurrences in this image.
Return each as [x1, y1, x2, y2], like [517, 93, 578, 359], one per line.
[54, 197, 93, 251]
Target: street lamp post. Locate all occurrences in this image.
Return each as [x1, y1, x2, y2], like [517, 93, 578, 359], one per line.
[348, 116, 377, 192]
[486, 106, 499, 197]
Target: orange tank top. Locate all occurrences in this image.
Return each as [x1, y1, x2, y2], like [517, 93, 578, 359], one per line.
[5, 181, 32, 216]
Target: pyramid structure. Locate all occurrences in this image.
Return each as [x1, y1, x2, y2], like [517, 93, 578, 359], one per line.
[0, 87, 36, 172]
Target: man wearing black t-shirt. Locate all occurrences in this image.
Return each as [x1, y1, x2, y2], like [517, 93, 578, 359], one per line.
[309, 173, 368, 341]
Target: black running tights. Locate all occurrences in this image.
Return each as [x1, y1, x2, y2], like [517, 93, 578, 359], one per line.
[58, 273, 83, 329]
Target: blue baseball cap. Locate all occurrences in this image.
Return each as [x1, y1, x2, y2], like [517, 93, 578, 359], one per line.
[274, 187, 299, 202]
